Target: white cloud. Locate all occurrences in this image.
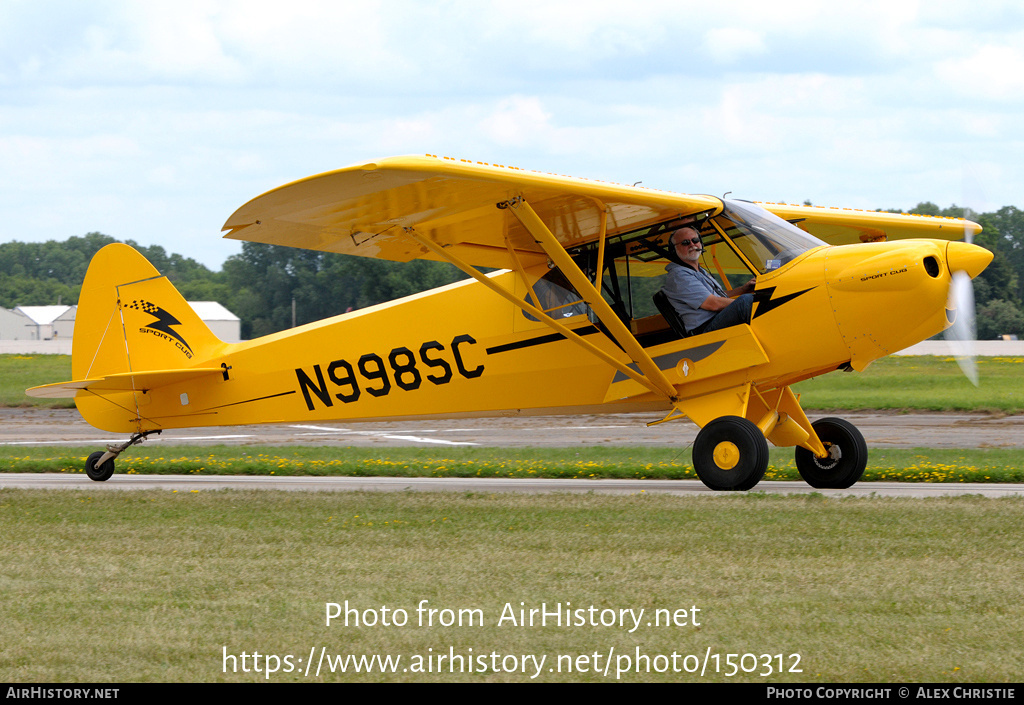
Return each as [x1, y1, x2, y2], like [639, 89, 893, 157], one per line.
[2, 1, 1024, 267]
[480, 96, 553, 147]
[935, 44, 1024, 102]
[702, 28, 767, 65]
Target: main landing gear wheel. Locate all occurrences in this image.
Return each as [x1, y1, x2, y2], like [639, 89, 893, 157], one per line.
[693, 416, 769, 491]
[85, 451, 115, 482]
[795, 417, 868, 489]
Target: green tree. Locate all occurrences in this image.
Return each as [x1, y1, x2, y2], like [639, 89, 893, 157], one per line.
[220, 243, 465, 338]
[0, 274, 79, 308]
[978, 207, 1024, 303]
[977, 299, 1024, 339]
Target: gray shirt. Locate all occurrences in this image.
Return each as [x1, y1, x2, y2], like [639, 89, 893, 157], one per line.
[662, 262, 727, 332]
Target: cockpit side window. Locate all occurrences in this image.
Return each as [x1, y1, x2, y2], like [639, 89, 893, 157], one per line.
[712, 201, 827, 274]
[522, 268, 588, 322]
[519, 209, 774, 329]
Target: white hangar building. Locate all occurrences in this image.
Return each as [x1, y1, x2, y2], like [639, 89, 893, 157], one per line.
[0, 302, 241, 344]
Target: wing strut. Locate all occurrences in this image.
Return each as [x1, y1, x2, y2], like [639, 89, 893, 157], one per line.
[504, 197, 679, 401]
[593, 201, 608, 297]
[401, 227, 673, 399]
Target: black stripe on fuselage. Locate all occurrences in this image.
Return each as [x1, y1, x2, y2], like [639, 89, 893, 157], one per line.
[201, 390, 297, 411]
[486, 325, 601, 355]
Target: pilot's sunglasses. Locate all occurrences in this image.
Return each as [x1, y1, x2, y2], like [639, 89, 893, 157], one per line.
[676, 237, 702, 246]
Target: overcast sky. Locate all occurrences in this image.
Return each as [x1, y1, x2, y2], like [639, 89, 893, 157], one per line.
[2, 0, 1022, 269]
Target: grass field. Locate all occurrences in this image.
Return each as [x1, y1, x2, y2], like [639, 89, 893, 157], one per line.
[2, 490, 1021, 683]
[4, 444, 1024, 483]
[0, 354, 75, 408]
[4, 354, 1024, 412]
[792, 355, 1024, 414]
[3, 354, 1023, 684]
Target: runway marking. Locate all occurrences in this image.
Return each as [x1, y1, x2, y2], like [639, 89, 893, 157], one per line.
[154, 435, 255, 441]
[291, 425, 356, 432]
[562, 425, 630, 429]
[371, 435, 477, 446]
[0, 434, 255, 446]
[0, 431, 476, 447]
[0, 439, 125, 446]
[289, 425, 478, 446]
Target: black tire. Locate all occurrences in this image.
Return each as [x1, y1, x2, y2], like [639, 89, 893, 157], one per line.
[795, 417, 867, 489]
[85, 451, 115, 482]
[693, 416, 769, 491]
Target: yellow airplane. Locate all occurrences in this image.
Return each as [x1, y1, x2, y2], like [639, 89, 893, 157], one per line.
[27, 155, 992, 490]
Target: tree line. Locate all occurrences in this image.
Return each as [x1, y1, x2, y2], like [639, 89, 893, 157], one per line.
[1, 202, 1023, 340]
[0, 232, 465, 339]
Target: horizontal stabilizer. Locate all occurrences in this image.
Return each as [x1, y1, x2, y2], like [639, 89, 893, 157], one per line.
[26, 368, 224, 399]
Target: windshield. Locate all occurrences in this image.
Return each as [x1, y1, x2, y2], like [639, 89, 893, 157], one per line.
[712, 200, 827, 274]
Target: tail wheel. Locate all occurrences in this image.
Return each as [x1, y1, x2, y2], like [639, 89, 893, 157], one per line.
[85, 451, 115, 482]
[693, 416, 769, 491]
[795, 417, 867, 489]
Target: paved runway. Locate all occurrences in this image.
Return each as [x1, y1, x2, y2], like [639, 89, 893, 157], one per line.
[3, 408, 1024, 449]
[3, 472, 1022, 497]
[2, 408, 1023, 497]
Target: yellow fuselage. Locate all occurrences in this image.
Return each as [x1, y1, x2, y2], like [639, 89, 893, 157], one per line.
[73, 237, 988, 434]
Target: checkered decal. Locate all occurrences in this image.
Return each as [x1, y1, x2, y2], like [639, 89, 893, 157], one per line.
[125, 300, 162, 315]
[123, 298, 194, 356]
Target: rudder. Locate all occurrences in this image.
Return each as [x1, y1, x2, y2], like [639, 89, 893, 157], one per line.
[72, 243, 228, 430]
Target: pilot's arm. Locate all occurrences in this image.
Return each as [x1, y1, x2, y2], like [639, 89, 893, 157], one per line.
[700, 279, 755, 311]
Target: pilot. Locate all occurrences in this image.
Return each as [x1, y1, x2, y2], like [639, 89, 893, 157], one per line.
[662, 226, 756, 335]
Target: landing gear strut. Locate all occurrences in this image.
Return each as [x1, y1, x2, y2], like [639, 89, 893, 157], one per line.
[795, 417, 867, 489]
[84, 430, 161, 482]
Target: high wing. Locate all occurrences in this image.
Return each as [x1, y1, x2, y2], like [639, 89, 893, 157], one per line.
[759, 202, 981, 245]
[222, 155, 723, 270]
[223, 156, 981, 266]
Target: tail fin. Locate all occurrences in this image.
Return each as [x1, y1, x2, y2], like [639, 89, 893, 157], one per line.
[73, 243, 226, 379]
[28, 243, 230, 432]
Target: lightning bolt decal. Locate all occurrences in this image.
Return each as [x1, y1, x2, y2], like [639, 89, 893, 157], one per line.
[124, 299, 194, 355]
[752, 286, 817, 320]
